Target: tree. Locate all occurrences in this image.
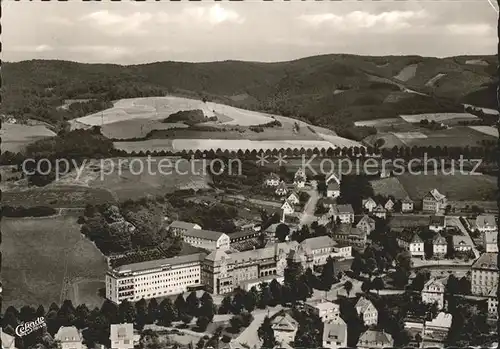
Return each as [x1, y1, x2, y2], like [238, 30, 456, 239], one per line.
[135, 299, 148, 330]
[343, 280, 353, 297]
[269, 279, 283, 306]
[196, 338, 205, 349]
[118, 300, 136, 324]
[219, 295, 232, 314]
[74, 304, 90, 329]
[244, 287, 258, 312]
[371, 277, 384, 295]
[232, 288, 247, 314]
[175, 294, 188, 317]
[320, 257, 336, 290]
[186, 291, 200, 317]
[199, 292, 215, 321]
[275, 223, 290, 242]
[180, 313, 193, 327]
[361, 280, 372, 293]
[258, 316, 277, 349]
[158, 299, 176, 327]
[350, 255, 365, 276]
[196, 316, 210, 332]
[229, 315, 242, 333]
[258, 285, 273, 309]
[147, 298, 159, 324]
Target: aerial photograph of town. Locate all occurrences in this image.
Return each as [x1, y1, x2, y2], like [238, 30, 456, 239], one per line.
[1, 1, 499, 349]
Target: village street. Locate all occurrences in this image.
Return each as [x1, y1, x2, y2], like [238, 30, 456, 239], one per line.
[299, 189, 319, 227]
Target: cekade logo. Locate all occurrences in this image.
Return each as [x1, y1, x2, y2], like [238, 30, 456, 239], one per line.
[15, 317, 46, 337]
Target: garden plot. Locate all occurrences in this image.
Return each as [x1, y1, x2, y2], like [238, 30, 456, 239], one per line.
[394, 64, 418, 81]
[468, 126, 499, 137]
[399, 113, 477, 123]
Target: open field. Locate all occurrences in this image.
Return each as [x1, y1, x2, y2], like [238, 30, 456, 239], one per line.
[2, 215, 108, 308]
[469, 125, 499, 137]
[370, 177, 410, 199]
[397, 173, 497, 201]
[399, 126, 496, 147]
[425, 73, 446, 87]
[394, 64, 418, 81]
[102, 120, 188, 139]
[0, 123, 56, 152]
[399, 113, 477, 123]
[354, 118, 403, 127]
[2, 186, 116, 208]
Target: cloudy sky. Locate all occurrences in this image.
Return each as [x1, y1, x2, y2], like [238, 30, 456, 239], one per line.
[3, 1, 497, 64]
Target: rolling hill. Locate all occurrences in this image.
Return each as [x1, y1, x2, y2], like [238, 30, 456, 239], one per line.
[2, 54, 497, 134]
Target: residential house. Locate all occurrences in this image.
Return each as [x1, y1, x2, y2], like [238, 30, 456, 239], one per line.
[429, 215, 446, 233]
[322, 318, 348, 349]
[452, 235, 473, 253]
[487, 285, 498, 319]
[401, 197, 414, 213]
[471, 252, 499, 296]
[110, 324, 134, 349]
[423, 312, 453, 345]
[422, 278, 446, 309]
[331, 204, 355, 224]
[2, 330, 17, 349]
[477, 215, 498, 253]
[476, 214, 497, 233]
[355, 297, 378, 326]
[333, 225, 367, 248]
[357, 330, 394, 349]
[432, 233, 447, 259]
[281, 200, 295, 215]
[372, 204, 387, 219]
[397, 230, 424, 259]
[294, 168, 307, 188]
[327, 181, 341, 198]
[287, 191, 301, 205]
[275, 181, 288, 196]
[182, 229, 230, 251]
[326, 172, 341, 185]
[55, 326, 84, 349]
[362, 198, 377, 213]
[422, 189, 447, 213]
[264, 172, 281, 187]
[271, 313, 299, 346]
[168, 221, 202, 237]
[484, 230, 499, 253]
[384, 198, 395, 212]
[356, 215, 376, 237]
[304, 299, 340, 322]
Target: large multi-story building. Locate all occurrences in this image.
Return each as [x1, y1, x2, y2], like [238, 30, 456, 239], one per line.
[106, 253, 205, 304]
[167, 221, 202, 236]
[422, 278, 445, 309]
[333, 225, 367, 248]
[331, 204, 355, 224]
[471, 252, 498, 296]
[422, 189, 447, 213]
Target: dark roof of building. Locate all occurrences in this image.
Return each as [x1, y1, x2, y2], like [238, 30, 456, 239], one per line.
[227, 229, 260, 239]
[472, 252, 498, 270]
[333, 204, 354, 214]
[429, 215, 446, 226]
[168, 220, 201, 230]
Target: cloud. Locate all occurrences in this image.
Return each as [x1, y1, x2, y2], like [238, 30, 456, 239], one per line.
[67, 45, 132, 60]
[299, 10, 427, 31]
[11, 44, 54, 52]
[81, 10, 152, 36]
[157, 4, 244, 25]
[45, 16, 73, 26]
[446, 24, 492, 35]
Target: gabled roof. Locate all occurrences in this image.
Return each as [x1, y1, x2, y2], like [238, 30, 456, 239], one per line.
[357, 215, 376, 227]
[301, 236, 337, 250]
[472, 252, 498, 270]
[323, 318, 347, 344]
[429, 215, 446, 226]
[402, 196, 414, 204]
[328, 181, 340, 190]
[433, 233, 446, 245]
[110, 323, 134, 341]
[271, 313, 298, 332]
[411, 234, 423, 244]
[288, 191, 300, 199]
[336, 225, 365, 237]
[385, 198, 395, 205]
[266, 172, 280, 181]
[276, 181, 288, 192]
[452, 235, 473, 247]
[425, 189, 446, 201]
[332, 204, 354, 215]
[55, 326, 82, 342]
[476, 215, 497, 229]
[357, 330, 393, 346]
[355, 296, 376, 313]
[362, 197, 377, 206]
[322, 197, 337, 206]
[184, 229, 226, 241]
[373, 204, 386, 212]
[423, 278, 445, 292]
[168, 220, 201, 230]
[281, 200, 293, 209]
[205, 249, 230, 262]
